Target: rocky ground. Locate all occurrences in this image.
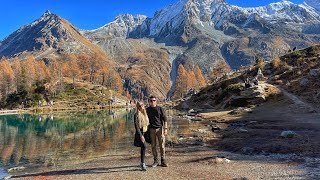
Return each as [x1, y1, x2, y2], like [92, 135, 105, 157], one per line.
[7, 146, 319, 180]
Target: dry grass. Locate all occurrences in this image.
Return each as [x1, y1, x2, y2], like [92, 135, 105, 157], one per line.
[198, 111, 240, 121]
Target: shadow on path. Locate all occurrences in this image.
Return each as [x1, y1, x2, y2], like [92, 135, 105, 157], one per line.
[11, 165, 139, 179]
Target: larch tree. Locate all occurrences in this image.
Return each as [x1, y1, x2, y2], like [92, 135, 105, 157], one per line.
[174, 64, 188, 99]
[77, 53, 90, 81]
[272, 57, 281, 70]
[49, 58, 64, 94]
[187, 70, 197, 90]
[98, 65, 109, 86]
[63, 54, 81, 88]
[104, 69, 123, 94]
[12, 57, 22, 92]
[23, 54, 37, 88]
[0, 59, 15, 97]
[89, 54, 100, 83]
[37, 60, 51, 81]
[209, 61, 231, 81]
[96, 53, 110, 85]
[194, 65, 207, 89]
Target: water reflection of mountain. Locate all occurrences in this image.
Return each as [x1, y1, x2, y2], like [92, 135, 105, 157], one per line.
[0, 109, 135, 168]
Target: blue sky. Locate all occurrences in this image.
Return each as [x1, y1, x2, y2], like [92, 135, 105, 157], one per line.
[0, 0, 304, 40]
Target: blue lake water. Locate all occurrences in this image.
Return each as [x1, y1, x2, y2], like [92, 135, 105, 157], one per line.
[0, 108, 203, 174]
[0, 168, 7, 179]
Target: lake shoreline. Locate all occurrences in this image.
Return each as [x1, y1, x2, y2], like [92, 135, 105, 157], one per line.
[0, 104, 131, 116]
[2, 99, 320, 179]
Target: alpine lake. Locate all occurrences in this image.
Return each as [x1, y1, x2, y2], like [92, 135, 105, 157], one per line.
[0, 107, 204, 177]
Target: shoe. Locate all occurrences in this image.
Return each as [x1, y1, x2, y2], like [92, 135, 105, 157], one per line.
[141, 163, 147, 171]
[151, 161, 158, 168]
[161, 159, 168, 167]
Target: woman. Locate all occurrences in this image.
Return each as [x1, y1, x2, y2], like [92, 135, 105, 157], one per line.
[133, 101, 150, 171]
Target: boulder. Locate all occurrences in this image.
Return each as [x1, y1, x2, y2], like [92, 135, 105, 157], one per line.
[214, 157, 231, 164]
[7, 166, 25, 172]
[225, 84, 267, 108]
[192, 129, 210, 133]
[190, 117, 203, 121]
[181, 101, 189, 110]
[310, 69, 320, 77]
[229, 107, 253, 115]
[240, 86, 264, 97]
[299, 78, 310, 87]
[280, 131, 298, 138]
[238, 128, 248, 133]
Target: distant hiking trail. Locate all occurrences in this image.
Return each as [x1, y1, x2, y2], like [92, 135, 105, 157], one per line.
[267, 83, 317, 112]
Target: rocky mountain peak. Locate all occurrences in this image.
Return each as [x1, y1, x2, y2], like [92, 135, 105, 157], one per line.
[43, 10, 52, 16]
[114, 14, 147, 24]
[82, 14, 147, 39]
[37, 10, 58, 22]
[0, 10, 107, 59]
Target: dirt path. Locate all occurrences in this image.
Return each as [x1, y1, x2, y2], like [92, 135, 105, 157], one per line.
[9, 146, 314, 180]
[275, 85, 317, 113]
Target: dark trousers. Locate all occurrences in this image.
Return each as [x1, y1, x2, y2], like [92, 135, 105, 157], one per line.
[141, 142, 146, 163]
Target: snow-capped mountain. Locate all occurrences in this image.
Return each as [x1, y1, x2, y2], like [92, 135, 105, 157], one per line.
[2, 0, 320, 69]
[83, 14, 147, 39]
[1, 0, 320, 99]
[143, 0, 320, 39]
[232, 0, 320, 27]
[82, 0, 320, 71]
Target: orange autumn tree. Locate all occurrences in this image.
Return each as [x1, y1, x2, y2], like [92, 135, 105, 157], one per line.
[63, 54, 81, 88]
[98, 65, 110, 85]
[77, 53, 91, 81]
[23, 54, 37, 88]
[0, 59, 15, 97]
[96, 53, 111, 85]
[49, 58, 64, 93]
[11, 57, 22, 92]
[114, 72, 124, 95]
[36, 60, 51, 81]
[187, 70, 197, 90]
[109, 70, 123, 94]
[173, 64, 188, 99]
[88, 55, 100, 83]
[209, 61, 231, 81]
[194, 65, 206, 89]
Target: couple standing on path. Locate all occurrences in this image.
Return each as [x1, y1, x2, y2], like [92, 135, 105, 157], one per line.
[133, 96, 168, 171]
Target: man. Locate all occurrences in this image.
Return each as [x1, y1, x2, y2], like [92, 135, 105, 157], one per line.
[146, 95, 168, 167]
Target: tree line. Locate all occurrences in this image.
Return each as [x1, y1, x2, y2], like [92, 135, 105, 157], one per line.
[0, 53, 123, 108]
[173, 64, 206, 99]
[172, 61, 231, 99]
[0, 52, 228, 107]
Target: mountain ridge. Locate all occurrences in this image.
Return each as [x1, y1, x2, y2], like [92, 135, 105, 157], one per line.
[1, 0, 320, 100]
[0, 10, 109, 60]
[81, 0, 320, 72]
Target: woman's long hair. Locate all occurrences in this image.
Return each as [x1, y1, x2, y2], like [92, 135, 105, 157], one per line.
[136, 102, 149, 131]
